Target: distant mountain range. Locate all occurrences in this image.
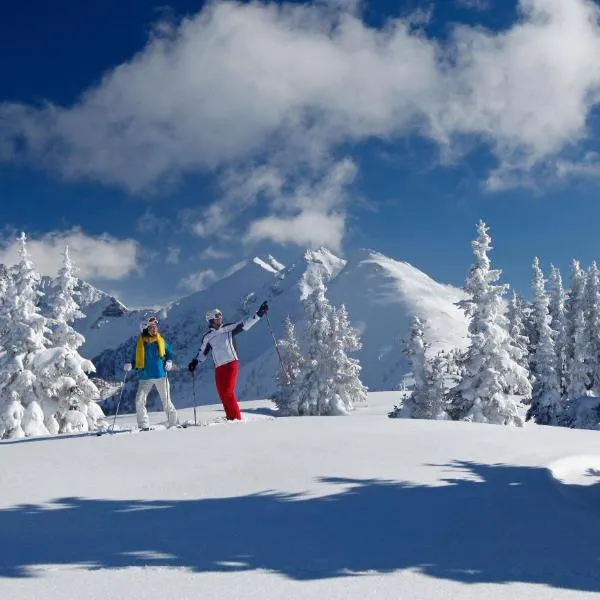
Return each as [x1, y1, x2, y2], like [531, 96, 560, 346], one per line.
[60, 247, 469, 416]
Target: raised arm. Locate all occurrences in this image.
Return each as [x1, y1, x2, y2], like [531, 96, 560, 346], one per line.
[227, 301, 270, 336]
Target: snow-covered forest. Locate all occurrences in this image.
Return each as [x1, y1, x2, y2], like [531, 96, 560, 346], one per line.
[0, 233, 106, 439]
[4, 220, 600, 438]
[394, 220, 600, 430]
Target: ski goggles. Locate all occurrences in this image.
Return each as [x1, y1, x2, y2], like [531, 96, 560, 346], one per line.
[146, 317, 159, 327]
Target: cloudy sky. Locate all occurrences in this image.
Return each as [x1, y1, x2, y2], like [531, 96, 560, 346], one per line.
[2, 0, 600, 307]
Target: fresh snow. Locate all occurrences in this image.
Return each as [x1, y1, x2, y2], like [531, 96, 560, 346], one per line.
[2, 392, 600, 600]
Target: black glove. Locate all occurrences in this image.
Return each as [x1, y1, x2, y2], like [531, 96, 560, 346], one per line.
[257, 300, 269, 318]
[188, 358, 199, 372]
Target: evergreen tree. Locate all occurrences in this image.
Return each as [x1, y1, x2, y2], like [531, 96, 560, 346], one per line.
[292, 273, 337, 415]
[0, 264, 8, 304]
[507, 291, 531, 374]
[548, 265, 568, 396]
[393, 316, 430, 419]
[583, 262, 600, 394]
[442, 348, 465, 388]
[448, 220, 528, 425]
[35, 246, 105, 433]
[328, 304, 367, 409]
[272, 316, 304, 416]
[527, 257, 563, 425]
[426, 352, 450, 420]
[0, 264, 11, 342]
[292, 273, 363, 416]
[566, 260, 589, 400]
[0, 233, 52, 439]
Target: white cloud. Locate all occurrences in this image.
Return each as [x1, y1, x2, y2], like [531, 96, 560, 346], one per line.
[192, 166, 284, 238]
[244, 157, 356, 250]
[554, 151, 600, 178]
[178, 269, 218, 292]
[246, 211, 346, 250]
[1, 0, 599, 195]
[137, 211, 170, 234]
[200, 246, 232, 260]
[165, 246, 181, 264]
[0, 229, 140, 280]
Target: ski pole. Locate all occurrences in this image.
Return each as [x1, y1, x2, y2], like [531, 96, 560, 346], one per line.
[111, 369, 129, 431]
[192, 371, 198, 426]
[265, 313, 290, 383]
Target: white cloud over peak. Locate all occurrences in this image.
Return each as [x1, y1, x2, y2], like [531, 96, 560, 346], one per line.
[0, 229, 140, 280]
[192, 166, 284, 238]
[246, 210, 346, 250]
[243, 157, 357, 250]
[0, 0, 599, 194]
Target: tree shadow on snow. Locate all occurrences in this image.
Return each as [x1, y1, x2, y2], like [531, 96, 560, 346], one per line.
[2, 461, 600, 592]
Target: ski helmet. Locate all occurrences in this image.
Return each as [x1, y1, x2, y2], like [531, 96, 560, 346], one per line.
[139, 315, 159, 332]
[205, 308, 223, 323]
[146, 316, 159, 328]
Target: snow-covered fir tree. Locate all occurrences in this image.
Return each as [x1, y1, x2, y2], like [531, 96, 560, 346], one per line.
[291, 273, 335, 415]
[392, 317, 449, 420]
[566, 260, 589, 400]
[0, 264, 10, 339]
[391, 316, 430, 418]
[0, 233, 52, 439]
[0, 263, 8, 302]
[583, 262, 600, 394]
[272, 316, 304, 416]
[448, 220, 529, 426]
[548, 265, 568, 396]
[35, 246, 105, 433]
[507, 291, 530, 374]
[328, 304, 367, 409]
[291, 273, 363, 416]
[526, 257, 563, 426]
[441, 348, 465, 388]
[426, 352, 450, 420]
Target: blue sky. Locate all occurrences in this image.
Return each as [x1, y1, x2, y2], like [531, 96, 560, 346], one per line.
[2, 0, 600, 307]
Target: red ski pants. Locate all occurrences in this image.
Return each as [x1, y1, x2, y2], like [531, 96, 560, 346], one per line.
[215, 360, 242, 420]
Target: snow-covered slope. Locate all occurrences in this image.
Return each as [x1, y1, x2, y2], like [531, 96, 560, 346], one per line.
[326, 249, 469, 389]
[85, 247, 468, 414]
[236, 247, 469, 401]
[2, 392, 600, 600]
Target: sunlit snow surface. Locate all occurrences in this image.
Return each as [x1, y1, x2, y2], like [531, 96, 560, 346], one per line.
[2, 392, 600, 600]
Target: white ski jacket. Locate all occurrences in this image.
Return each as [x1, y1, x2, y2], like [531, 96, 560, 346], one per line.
[195, 313, 261, 368]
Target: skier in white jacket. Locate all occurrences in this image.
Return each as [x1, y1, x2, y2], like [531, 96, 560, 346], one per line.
[188, 301, 269, 420]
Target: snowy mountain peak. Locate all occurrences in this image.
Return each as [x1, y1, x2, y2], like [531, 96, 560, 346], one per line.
[298, 247, 348, 298]
[345, 250, 469, 356]
[303, 247, 346, 271]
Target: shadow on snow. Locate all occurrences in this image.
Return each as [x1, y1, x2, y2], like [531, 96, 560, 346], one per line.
[2, 460, 600, 592]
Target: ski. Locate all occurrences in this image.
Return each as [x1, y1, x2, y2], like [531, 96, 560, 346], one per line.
[0, 427, 133, 444]
[95, 428, 135, 436]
